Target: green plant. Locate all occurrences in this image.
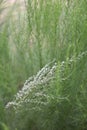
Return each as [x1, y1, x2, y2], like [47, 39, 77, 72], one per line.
[0, 0, 87, 129]
[6, 51, 87, 130]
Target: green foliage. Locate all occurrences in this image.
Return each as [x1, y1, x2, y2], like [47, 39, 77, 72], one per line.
[0, 0, 87, 130]
[6, 51, 87, 130]
[0, 122, 10, 130]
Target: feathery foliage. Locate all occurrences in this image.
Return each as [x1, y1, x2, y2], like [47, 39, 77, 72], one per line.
[0, 0, 87, 130]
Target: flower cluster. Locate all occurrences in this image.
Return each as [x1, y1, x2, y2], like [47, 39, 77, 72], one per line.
[6, 60, 57, 112]
[6, 51, 87, 113]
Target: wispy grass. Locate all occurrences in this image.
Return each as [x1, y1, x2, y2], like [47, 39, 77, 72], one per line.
[6, 50, 87, 130]
[0, 0, 87, 130]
